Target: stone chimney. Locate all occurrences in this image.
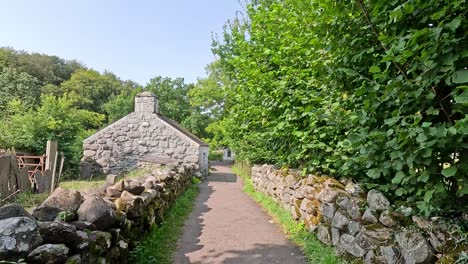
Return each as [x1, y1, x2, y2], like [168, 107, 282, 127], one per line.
[135, 92, 159, 113]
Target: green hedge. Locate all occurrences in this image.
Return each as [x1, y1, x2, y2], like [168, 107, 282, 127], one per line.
[214, 0, 468, 215]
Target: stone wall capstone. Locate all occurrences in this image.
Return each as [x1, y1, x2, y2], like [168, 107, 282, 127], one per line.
[0, 162, 196, 264]
[251, 164, 466, 264]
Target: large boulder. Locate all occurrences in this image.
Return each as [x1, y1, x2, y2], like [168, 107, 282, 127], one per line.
[77, 196, 117, 230]
[41, 187, 83, 212]
[0, 203, 33, 220]
[33, 187, 82, 221]
[367, 190, 390, 211]
[27, 244, 69, 264]
[37, 221, 88, 251]
[395, 230, 434, 264]
[0, 217, 43, 260]
[32, 206, 62, 221]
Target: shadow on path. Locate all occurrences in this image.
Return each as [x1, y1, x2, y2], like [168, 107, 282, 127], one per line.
[175, 175, 215, 263]
[187, 243, 305, 264]
[175, 164, 306, 264]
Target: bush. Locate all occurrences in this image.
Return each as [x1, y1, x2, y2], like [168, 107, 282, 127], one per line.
[208, 150, 223, 161]
[214, 0, 468, 215]
[0, 95, 104, 174]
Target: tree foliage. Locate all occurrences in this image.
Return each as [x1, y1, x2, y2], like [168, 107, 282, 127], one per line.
[0, 95, 104, 169]
[103, 86, 143, 123]
[0, 67, 42, 110]
[213, 0, 468, 215]
[57, 69, 127, 114]
[0, 47, 84, 85]
[145, 76, 191, 123]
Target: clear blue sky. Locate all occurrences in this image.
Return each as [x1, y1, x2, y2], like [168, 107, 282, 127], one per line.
[0, 0, 243, 85]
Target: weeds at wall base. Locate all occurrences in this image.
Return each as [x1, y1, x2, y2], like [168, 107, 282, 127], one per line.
[232, 165, 343, 264]
[129, 178, 200, 264]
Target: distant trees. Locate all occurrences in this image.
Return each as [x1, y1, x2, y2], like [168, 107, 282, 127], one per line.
[0, 67, 42, 110]
[55, 69, 126, 114]
[145, 76, 191, 123]
[103, 87, 142, 123]
[0, 47, 83, 85]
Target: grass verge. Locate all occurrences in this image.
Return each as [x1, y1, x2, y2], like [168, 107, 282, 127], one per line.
[60, 166, 153, 190]
[14, 192, 49, 209]
[232, 165, 342, 264]
[5, 166, 156, 209]
[129, 177, 200, 264]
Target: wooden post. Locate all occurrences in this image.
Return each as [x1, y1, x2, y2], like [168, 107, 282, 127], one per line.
[50, 144, 59, 193]
[45, 141, 58, 171]
[57, 152, 65, 186]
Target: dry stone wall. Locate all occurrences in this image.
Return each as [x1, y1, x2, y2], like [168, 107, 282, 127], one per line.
[0, 162, 196, 264]
[251, 164, 466, 264]
[82, 112, 201, 175]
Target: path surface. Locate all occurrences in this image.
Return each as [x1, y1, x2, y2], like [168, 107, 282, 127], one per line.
[175, 163, 306, 264]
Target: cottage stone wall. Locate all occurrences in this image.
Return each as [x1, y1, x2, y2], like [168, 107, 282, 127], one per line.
[82, 92, 208, 176]
[251, 164, 466, 264]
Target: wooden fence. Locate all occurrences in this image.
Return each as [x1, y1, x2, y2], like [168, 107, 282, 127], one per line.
[0, 154, 54, 200]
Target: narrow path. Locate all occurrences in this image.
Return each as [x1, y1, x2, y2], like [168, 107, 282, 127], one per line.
[175, 163, 306, 264]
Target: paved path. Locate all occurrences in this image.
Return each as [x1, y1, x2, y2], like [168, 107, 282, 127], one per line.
[174, 164, 306, 264]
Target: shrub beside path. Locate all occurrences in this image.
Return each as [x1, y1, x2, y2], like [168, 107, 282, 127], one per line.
[175, 164, 306, 264]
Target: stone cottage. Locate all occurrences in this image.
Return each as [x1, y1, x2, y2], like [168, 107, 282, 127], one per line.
[223, 148, 235, 161]
[81, 92, 209, 176]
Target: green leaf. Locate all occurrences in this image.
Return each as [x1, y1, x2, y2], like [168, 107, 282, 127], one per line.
[445, 17, 461, 32]
[454, 90, 468, 105]
[416, 133, 427, 143]
[458, 183, 468, 196]
[339, 68, 360, 76]
[424, 190, 435, 202]
[367, 169, 381, 179]
[421, 122, 431, 128]
[452, 70, 468, 84]
[417, 170, 429, 183]
[384, 117, 400, 126]
[369, 66, 381, 73]
[395, 188, 406, 196]
[392, 170, 405, 184]
[441, 166, 457, 177]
